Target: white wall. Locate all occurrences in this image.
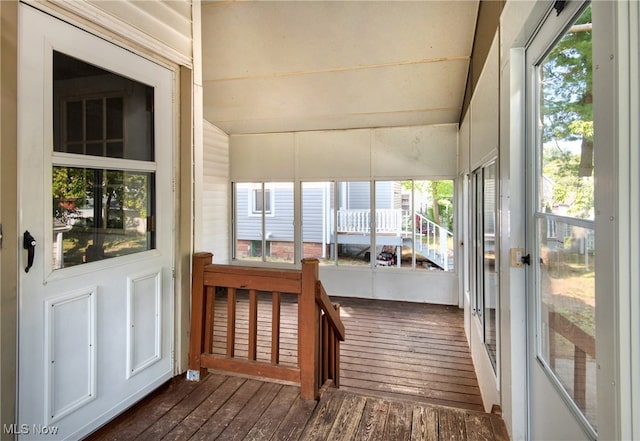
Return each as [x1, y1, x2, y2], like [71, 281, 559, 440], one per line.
[230, 125, 459, 304]
[320, 266, 458, 305]
[201, 120, 230, 263]
[470, 33, 499, 172]
[231, 124, 458, 181]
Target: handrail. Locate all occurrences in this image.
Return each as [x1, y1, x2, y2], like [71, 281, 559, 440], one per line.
[316, 281, 345, 341]
[316, 281, 344, 387]
[188, 253, 344, 400]
[415, 212, 453, 270]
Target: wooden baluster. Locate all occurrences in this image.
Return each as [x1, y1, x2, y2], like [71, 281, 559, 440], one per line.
[574, 346, 587, 411]
[248, 289, 258, 361]
[227, 287, 236, 358]
[334, 303, 341, 387]
[204, 286, 216, 354]
[322, 312, 329, 384]
[328, 316, 335, 382]
[299, 258, 320, 400]
[188, 252, 213, 376]
[271, 292, 281, 364]
[549, 312, 557, 370]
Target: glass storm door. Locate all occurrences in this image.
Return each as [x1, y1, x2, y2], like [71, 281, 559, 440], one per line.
[524, 2, 614, 439]
[18, 5, 174, 439]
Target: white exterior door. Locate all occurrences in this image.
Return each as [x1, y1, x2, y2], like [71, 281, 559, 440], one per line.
[18, 5, 174, 439]
[525, 1, 615, 439]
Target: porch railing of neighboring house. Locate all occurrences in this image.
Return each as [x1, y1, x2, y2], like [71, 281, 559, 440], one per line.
[336, 209, 454, 270]
[548, 310, 595, 413]
[189, 253, 345, 400]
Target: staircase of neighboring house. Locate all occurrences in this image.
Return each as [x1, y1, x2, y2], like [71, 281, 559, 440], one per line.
[335, 209, 454, 270]
[188, 253, 345, 400]
[413, 213, 454, 270]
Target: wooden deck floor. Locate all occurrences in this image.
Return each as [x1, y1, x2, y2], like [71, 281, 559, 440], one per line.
[86, 296, 500, 440]
[336, 297, 482, 411]
[85, 373, 508, 441]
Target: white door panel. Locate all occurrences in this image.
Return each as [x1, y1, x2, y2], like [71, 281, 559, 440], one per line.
[18, 5, 174, 439]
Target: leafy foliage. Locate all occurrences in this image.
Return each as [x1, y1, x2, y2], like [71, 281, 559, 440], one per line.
[540, 6, 594, 219]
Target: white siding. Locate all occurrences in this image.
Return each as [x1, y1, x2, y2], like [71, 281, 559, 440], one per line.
[88, 0, 192, 62]
[202, 120, 230, 263]
[47, 0, 193, 66]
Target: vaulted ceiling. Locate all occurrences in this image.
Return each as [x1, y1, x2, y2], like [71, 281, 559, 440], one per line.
[201, 1, 479, 135]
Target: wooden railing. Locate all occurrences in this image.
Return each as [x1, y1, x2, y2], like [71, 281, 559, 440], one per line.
[188, 253, 345, 400]
[548, 310, 596, 412]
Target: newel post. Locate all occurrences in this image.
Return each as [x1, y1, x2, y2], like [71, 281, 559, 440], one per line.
[187, 252, 213, 381]
[299, 258, 320, 400]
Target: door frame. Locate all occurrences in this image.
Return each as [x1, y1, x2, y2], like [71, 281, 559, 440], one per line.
[0, 0, 19, 433]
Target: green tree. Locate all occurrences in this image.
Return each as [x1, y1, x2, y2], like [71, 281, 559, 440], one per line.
[540, 6, 594, 218]
[402, 180, 454, 231]
[52, 167, 87, 222]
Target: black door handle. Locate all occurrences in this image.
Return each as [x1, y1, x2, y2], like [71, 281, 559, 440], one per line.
[23, 230, 36, 273]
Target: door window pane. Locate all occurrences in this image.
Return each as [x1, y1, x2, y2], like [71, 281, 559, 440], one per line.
[538, 219, 596, 424]
[52, 51, 158, 271]
[483, 164, 498, 369]
[52, 167, 155, 269]
[538, 9, 594, 220]
[53, 51, 153, 161]
[472, 165, 498, 372]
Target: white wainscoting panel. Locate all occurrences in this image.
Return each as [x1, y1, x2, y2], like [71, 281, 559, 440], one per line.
[126, 271, 162, 378]
[45, 287, 97, 423]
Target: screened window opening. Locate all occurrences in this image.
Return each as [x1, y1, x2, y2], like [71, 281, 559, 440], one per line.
[234, 182, 294, 264]
[374, 180, 454, 271]
[234, 180, 455, 269]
